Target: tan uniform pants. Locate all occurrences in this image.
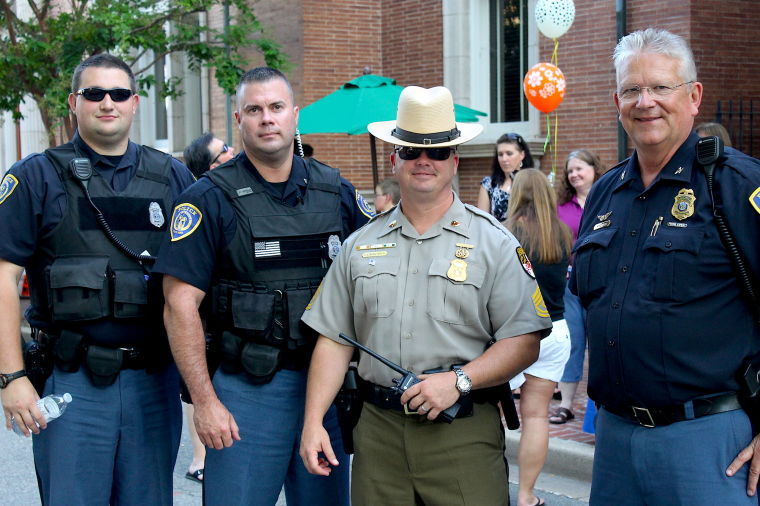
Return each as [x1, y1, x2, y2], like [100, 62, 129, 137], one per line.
[351, 402, 509, 505]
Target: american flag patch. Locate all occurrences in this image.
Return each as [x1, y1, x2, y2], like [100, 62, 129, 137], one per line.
[254, 241, 281, 258]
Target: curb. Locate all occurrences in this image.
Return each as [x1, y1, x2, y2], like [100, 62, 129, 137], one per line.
[505, 430, 595, 483]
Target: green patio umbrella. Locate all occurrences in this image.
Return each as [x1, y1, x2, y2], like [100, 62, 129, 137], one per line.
[298, 74, 486, 187]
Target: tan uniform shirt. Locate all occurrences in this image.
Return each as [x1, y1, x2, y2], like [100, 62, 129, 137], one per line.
[302, 195, 552, 387]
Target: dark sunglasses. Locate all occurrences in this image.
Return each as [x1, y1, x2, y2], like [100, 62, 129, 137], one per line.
[395, 146, 456, 161]
[210, 143, 230, 165]
[76, 87, 133, 102]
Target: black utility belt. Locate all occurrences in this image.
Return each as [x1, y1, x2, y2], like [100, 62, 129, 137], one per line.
[603, 391, 742, 428]
[217, 331, 309, 386]
[358, 378, 498, 419]
[42, 330, 169, 387]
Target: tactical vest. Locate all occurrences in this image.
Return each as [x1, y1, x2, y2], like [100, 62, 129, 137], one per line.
[207, 157, 343, 353]
[26, 142, 174, 346]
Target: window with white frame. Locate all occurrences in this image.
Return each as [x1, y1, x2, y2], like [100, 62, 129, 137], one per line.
[443, 0, 538, 149]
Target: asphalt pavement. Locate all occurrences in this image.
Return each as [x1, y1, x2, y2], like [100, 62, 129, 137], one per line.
[0, 419, 588, 505]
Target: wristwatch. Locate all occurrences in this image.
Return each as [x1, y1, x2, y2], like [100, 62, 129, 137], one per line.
[453, 367, 472, 395]
[0, 369, 27, 389]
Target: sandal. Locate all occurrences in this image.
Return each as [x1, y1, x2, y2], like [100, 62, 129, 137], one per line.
[185, 469, 204, 483]
[549, 407, 575, 424]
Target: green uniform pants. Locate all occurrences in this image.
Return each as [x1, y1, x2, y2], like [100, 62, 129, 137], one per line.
[351, 402, 509, 505]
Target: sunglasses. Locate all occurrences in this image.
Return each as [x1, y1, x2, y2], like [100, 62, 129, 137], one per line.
[210, 143, 230, 165]
[76, 87, 134, 102]
[395, 146, 456, 161]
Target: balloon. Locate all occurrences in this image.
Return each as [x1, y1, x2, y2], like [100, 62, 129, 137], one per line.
[523, 63, 566, 113]
[535, 0, 575, 39]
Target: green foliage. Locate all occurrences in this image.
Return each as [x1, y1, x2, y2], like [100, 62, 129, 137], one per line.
[0, 0, 288, 141]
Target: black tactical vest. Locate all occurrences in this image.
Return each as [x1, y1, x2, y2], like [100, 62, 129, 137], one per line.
[207, 157, 343, 352]
[26, 142, 174, 347]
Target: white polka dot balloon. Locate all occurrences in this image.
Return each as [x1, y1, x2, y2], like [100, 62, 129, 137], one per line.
[535, 0, 575, 39]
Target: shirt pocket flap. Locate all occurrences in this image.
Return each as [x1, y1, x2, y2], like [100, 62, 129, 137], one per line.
[50, 256, 109, 290]
[643, 227, 704, 254]
[351, 256, 401, 280]
[573, 227, 617, 254]
[428, 258, 486, 289]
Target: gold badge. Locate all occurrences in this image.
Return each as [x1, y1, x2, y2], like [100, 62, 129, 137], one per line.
[447, 259, 468, 282]
[671, 188, 696, 221]
[454, 243, 473, 259]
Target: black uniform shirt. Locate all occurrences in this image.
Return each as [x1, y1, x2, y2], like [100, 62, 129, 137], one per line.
[572, 133, 760, 409]
[153, 153, 372, 292]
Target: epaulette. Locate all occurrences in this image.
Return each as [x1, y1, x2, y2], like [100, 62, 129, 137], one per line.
[366, 204, 396, 224]
[463, 203, 510, 237]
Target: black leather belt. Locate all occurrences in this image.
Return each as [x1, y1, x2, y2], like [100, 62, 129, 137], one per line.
[358, 379, 497, 418]
[603, 392, 742, 428]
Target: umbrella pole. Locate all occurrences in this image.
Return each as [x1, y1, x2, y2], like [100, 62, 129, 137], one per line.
[370, 135, 379, 189]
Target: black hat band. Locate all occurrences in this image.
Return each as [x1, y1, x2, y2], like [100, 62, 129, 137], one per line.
[391, 126, 461, 145]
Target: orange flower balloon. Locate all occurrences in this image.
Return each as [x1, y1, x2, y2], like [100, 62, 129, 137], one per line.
[523, 63, 566, 113]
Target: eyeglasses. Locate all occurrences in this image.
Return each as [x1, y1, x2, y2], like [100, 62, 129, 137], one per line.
[210, 143, 230, 165]
[395, 146, 456, 161]
[617, 81, 694, 102]
[76, 87, 134, 102]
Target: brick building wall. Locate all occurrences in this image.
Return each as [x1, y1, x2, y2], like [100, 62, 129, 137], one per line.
[205, 0, 760, 202]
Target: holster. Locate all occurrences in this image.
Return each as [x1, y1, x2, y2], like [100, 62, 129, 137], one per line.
[85, 345, 123, 387]
[737, 355, 760, 434]
[22, 336, 53, 397]
[335, 365, 363, 454]
[52, 329, 85, 372]
[498, 383, 520, 430]
[218, 330, 281, 385]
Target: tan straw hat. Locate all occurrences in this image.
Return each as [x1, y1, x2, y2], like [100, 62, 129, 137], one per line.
[368, 86, 483, 148]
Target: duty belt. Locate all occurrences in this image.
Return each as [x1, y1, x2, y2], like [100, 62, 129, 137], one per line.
[602, 391, 742, 428]
[358, 378, 498, 419]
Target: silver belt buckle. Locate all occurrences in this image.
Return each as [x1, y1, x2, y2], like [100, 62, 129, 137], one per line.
[632, 406, 655, 427]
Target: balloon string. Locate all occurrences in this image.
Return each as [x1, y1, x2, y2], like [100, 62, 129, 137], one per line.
[552, 112, 559, 180]
[544, 114, 551, 155]
[551, 39, 559, 66]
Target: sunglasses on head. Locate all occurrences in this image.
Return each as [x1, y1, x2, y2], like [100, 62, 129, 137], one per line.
[211, 143, 230, 165]
[395, 146, 456, 161]
[76, 87, 134, 102]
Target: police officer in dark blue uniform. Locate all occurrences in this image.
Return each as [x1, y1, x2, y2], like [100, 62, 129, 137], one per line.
[156, 67, 371, 505]
[0, 54, 194, 505]
[573, 29, 760, 505]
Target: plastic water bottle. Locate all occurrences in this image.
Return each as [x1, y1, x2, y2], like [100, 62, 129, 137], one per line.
[11, 393, 73, 436]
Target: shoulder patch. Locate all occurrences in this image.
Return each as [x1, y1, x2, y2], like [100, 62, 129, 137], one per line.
[356, 190, 374, 219]
[516, 247, 535, 278]
[750, 186, 760, 215]
[0, 174, 19, 205]
[170, 203, 203, 242]
[532, 285, 549, 318]
[305, 280, 323, 310]
[531, 285, 549, 318]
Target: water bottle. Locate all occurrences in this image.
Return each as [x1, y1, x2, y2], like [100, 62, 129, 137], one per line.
[11, 393, 73, 436]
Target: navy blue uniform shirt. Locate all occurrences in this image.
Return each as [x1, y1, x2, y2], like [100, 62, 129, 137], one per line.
[572, 133, 760, 409]
[153, 153, 373, 292]
[0, 131, 194, 268]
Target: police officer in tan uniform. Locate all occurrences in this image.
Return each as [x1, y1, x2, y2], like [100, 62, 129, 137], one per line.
[299, 86, 552, 505]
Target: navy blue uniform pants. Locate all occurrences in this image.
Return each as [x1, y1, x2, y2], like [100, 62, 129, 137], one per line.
[33, 365, 182, 506]
[203, 369, 350, 506]
[592, 407, 759, 505]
